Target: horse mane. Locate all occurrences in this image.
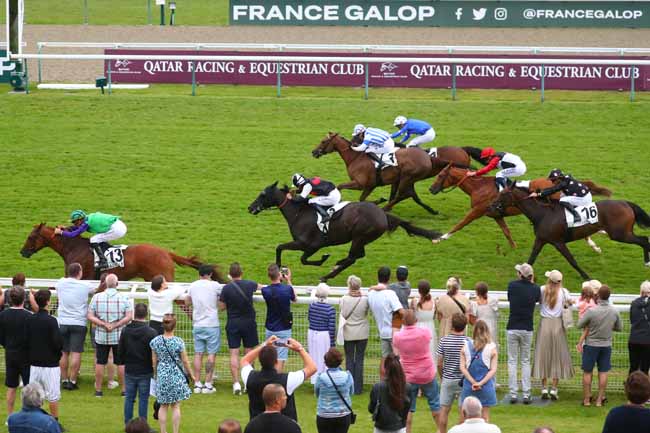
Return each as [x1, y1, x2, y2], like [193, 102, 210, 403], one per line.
[462, 146, 483, 163]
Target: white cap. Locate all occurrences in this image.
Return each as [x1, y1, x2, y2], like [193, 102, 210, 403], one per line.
[544, 269, 563, 283]
[353, 124, 366, 136]
[515, 263, 534, 278]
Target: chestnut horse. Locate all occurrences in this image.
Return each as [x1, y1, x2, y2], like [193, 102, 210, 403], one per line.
[429, 165, 612, 250]
[489, 187, 650, 279]
[20, 223, 225, 282]
[311, 133, 470, 215]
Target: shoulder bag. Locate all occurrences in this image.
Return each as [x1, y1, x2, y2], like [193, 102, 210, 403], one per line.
[161, 337, 190, 385]
[449, 294, 467, 314]
[326, 370, 356, 424]
[336, 297, 362, 346]
[231, 280, 254, 314]
[561, 289, 574, 330]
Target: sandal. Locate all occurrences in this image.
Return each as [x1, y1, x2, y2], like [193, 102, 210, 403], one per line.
[582, 401, 591, 407]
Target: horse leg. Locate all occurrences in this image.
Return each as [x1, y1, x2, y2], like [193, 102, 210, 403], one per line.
[409, 188, 439, 215]
[551, 241, 591, 280]
[374, 184, 396, 206]
[385, 182, 438, 215]
[527, 238, 546, 265]
[432, 207, 485, 244]
[337, 181, 363, 191]
[275, 240, 306, 266]
[584, 236, 602, 254]
[607, 230, 650, 267]
[495, 218, 517, 249]
[300, 249, 331, 266]
[320, 242, 366, 282]
[359, 188, 375, 202]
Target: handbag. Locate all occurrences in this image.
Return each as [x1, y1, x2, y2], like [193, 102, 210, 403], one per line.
[561, 289, 574, 330]
[326, 370, 356, 424]
[458, 347, 483, 388]
[161, 337, 190, 385]
[337, 297, 362, 346]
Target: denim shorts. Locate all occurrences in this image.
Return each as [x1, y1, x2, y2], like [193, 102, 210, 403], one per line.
[193, 327, 221, 354]
[439, 377, 463, 407]
[380, 339, 393, 358]
[265, 328, 292, 361]
[408, 379, 440, 412]
[582, 345, 612, 373]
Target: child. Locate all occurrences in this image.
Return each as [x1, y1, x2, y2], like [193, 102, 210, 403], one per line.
[576, 281, 599, 353]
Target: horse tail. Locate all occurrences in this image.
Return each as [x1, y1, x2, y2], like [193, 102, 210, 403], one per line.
[169, 253, 227, 283]
[583, 180, 612, 197]
[385, 213, 441, 240]
[462, 146, 483, 163]
[627, 201, 650, 229]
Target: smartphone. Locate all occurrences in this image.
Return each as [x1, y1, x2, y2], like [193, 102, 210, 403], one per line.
[273, 338, 288, 347]
[281, 266, 289, 276]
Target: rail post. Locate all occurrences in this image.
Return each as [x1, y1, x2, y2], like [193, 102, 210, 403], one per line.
[83, 0, 89, 25]
[191, 60, 196, 96]
[363, 47, 369, 100]
[541, 64, 545, 103]
[630, 66, 636, 102]
[147, 0, 152, 25]
[37, 43, 42, 83]
[451, 64, 457, 101]
[107, 59, 112, 95]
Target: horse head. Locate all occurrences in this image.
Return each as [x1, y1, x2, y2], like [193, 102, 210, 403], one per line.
[248, 181, 288, 215]
[488, 186, 525, 216]
[20, 223, 53, 258]
[312, 132, 346, 158]
[429, 164, 456, 195]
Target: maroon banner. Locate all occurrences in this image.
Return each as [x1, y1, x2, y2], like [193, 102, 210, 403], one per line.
[105, 49, 649, 91]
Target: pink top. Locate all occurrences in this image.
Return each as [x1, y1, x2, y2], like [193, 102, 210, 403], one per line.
[577, 298, 597, 319]
[393, 325, 436, 384]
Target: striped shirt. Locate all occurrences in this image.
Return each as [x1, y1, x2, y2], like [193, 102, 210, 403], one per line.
[362, 127, 391, 148]
[437, 334, 471, 380]
[308, 301, 336, 347]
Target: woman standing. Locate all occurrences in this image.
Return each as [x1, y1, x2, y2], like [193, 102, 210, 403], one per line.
[436, 277, 470, 337]
[147, 275, 187, 335]
[340, 275, 369, 395]
[150, 314, 195, 433]
[309, 283, 336, 384]
[628, 281, 650, 374]
[368, 354, 410, 433]
[410, 280, 437, 358]
[532, 270, 574, 401]
[469, 282, 499, 347]
[459, 320, 498, 422]
[315, 348, 354, 433]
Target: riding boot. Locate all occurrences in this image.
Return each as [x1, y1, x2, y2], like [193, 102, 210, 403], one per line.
[90, 242, 108, 269]
[313, 205, 331, 234]
[495, 177, 508, 192]
[560, 201, 581, 222]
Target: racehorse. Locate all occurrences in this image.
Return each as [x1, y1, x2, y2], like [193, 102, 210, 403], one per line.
[311, 133, 470, 215]
[248, 182, 441, 281]
[429, 164, 612, 251]
[489, 187, 650, 279]
[20, 223, 225, 282]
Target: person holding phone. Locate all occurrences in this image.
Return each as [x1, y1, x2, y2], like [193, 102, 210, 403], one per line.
[262, 264, 297, 373]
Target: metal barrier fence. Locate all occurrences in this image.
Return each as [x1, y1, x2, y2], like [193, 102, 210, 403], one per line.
[0, 278, 635, 392]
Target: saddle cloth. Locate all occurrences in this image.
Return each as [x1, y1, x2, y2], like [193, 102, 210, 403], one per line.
[565, 203, 599, 228]
[372, 150, 398, 169]
[515, 180, 531, 189]
[427, 147, 438, 158]
[92, 245, 127, 269]
[316, 202, 350, 234]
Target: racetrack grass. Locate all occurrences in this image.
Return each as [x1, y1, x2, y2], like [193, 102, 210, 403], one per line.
[1, 85, 650, 292]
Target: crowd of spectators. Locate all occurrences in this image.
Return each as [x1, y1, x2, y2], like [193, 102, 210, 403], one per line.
[0, 262, 648, 433]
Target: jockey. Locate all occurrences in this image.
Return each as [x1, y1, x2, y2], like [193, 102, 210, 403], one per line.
[529, 169, 592, 222]
[292, 174, 342, 227]
[351, 124, 395, 164]
[391, 115, 436, 148]
[54, 210, 127, 269]
[467, 147, 527, 191]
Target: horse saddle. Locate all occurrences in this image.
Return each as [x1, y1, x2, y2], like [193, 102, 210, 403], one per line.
[514, 180, 531, 190]
[316, 202, 350, 234]
[372, 151, 398, 170]
[426, 147, 438, 158]
[92, 244, 128, 269]
[565, 203, 599, 228]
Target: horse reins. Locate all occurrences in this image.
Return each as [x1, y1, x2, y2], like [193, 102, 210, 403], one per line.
[277, 195, 290, 209]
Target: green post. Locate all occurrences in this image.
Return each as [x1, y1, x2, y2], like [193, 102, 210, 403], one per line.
[23, 58, 29, 94]
[541, 64, 545, 103]
[364, 62, 369, 100]
[630, 66, 636, 102]
[37, 44, 42, 83]
[276, 62, 282, 98]
[83, 0, 89, 24]
[451, 64, 457, 101]
[191, 60, 196, 96]
[107, 60, 112, 95]
[160, 5, 165, 25]
[8, 0, 25, 91]
[147, 0, 152, 24]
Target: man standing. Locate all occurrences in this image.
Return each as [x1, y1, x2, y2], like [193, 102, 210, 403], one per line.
[55, 262, 94, 391]
[185, 264, 221, 394]
[118, 303, 158, 425]
[243, 384, 302, 433]
[219, 262, 260, 395]
[88, 273, 133, 397]
[26, 289, 63, 429]
[388, 265, 411, 331]
[448, 396, 501, 433]
[0, 286, 32, 417]
[506, 263, 541, 404]
[261, 264, 296, 372]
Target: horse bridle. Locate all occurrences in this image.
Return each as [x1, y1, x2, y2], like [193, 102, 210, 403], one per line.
[437, 166, 469, 194]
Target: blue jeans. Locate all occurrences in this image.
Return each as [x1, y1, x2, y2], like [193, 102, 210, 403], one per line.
[124, 373, 152, 424]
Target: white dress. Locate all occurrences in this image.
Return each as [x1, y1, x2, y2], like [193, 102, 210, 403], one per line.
[415, 307, 438, 359]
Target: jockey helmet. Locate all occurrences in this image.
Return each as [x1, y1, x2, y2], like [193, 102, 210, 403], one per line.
[548, 168, 565, 180]
[353, 124, 366, 136]
[70, 209, 87, 222]
[393, 115, 407, 127]
[480, 147, 496, 159]
[292, 173, 307, 188]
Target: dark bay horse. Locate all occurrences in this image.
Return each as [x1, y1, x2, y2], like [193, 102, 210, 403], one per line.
[248, 182, 441, 281]
[20, 223, 225, 282]
[489, 187, 650, 279]
[311, 133, 470, 215]
[429, 164, 612, 251]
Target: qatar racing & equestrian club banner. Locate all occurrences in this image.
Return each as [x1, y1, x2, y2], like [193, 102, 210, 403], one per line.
[105, 50, 650, 91]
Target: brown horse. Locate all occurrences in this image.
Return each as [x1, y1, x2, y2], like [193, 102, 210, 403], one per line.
[429, 164, 612, 250]
[489, 187, 650, 279]
[311, 133, 470, 215]
[20, 223, 225, 282]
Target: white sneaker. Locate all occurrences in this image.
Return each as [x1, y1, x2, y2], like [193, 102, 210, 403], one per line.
[202, 385, 216, 394]
[194, 382, 203, 394]
[549, 389, 559, 401]
[107, 380, 119, 390]
[233, 382, 242, 395]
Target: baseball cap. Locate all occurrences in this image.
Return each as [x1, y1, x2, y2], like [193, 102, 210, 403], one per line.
[396, 265, 408, 281]
[514, 263, 534, 278]
[545, 269, 563, 283]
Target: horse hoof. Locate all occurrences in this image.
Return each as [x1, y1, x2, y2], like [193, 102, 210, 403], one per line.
[432, 238, 441, 245]
[646, 262, 650, 268]
[594, 247, 602, 254]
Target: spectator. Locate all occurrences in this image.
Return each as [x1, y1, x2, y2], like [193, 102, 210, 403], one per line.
[308, 283, 336, 384]
[576, 281, 599, 353]
[150, 314, 195, 433]
[628, 281, 650, 374]
[90, 273, 120, 391]
[241, 336, 317, 422]
[88, 273, 133, 397]
[533, 429, 555, 433]
[437, 277, 470, 337]
[368, 354, 410, 433]
[532, 270, 574, 400]
[459, 321, 498, 421]
[218, 419, 242, 433]
[340, 275, 369, 395]
[148, 275, 186, 335]
[118, 303, 158, 425]
[219, 262, 260, 395]
[506, 263, 541, 405]
[577, 285, 622, 407]
[388, 265, 411, 330]
[2, 273, 35, 312]
[185, 264, 221, 394]
[436, 313, 471, 433]
[448, 396, 501, 433]
[601, 371, 650, 433]
[0, 286, 32, 417]
[7, 382, 61, 433]
[410, 280, 437, 360]
[392, 310, 439, 433]
[469, 282, 498, 347]
[368, 266, 405, 377]
[314, 348, 354, 433]
[261, 264, 296, 373]
[55, 262, 94, 391]
[244, 384, 302, 433]
[124, 417, 153, 433]
[26, 289, 63, 428]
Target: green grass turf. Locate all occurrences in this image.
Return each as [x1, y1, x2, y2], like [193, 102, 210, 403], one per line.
[0, 378, 628, 433]
[1, 85, 650, 292]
